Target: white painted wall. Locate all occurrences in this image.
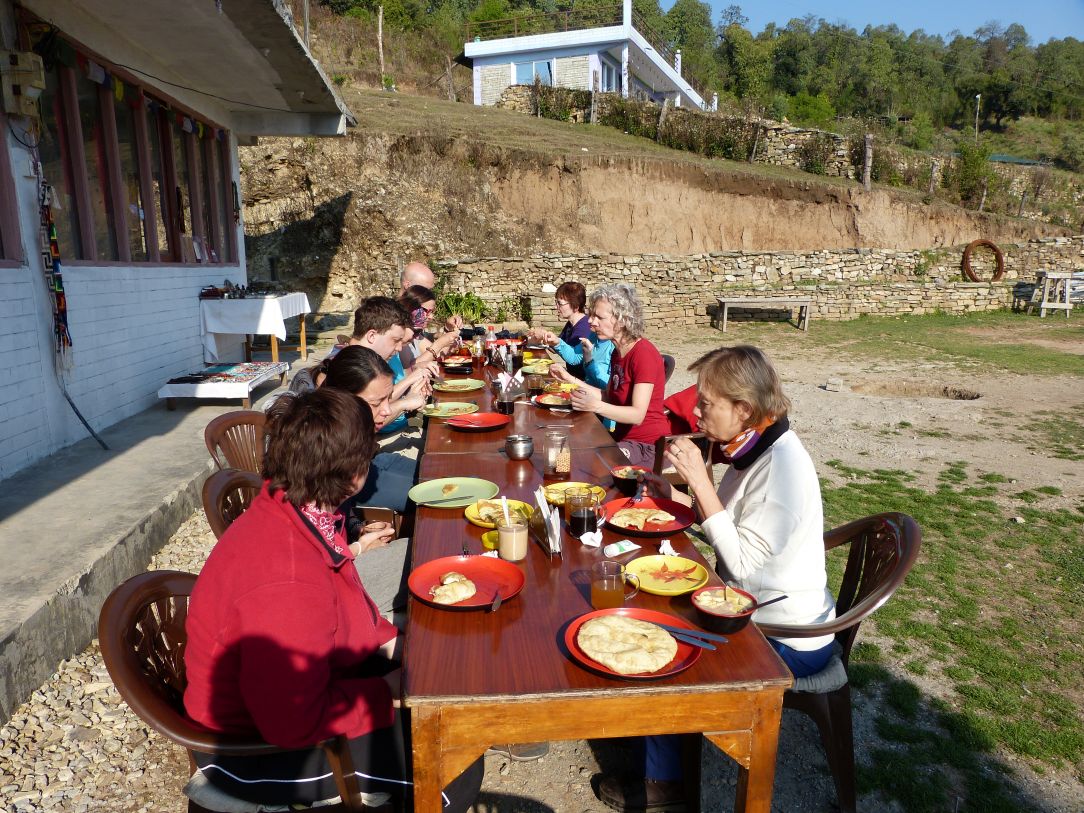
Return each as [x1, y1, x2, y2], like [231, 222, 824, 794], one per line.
[0, 126, 246, 479]
[0, 0, 248, 481]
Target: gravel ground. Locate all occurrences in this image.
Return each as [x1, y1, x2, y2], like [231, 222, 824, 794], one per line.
[2, 328, 1082, 813]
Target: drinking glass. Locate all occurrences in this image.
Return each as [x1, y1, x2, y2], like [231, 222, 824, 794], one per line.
[567, 491, 602, 536]
[590, 561, 639, 609]
[496, 392, 518, 415]
[497, 520, 528, 562]
[543, 430, 571, 480]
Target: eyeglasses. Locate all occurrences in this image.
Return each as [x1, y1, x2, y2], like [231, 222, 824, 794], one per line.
[555, 300, 570, 308]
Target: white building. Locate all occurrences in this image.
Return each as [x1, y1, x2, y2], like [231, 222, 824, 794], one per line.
[0, 0, 349, 478]
[465, 0, 705, 109]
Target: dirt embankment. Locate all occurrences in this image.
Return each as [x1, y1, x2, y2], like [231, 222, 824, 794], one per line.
[240, 133, 1068, 317]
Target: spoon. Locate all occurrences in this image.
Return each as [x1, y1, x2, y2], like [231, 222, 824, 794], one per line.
[753, 594, 788, 610]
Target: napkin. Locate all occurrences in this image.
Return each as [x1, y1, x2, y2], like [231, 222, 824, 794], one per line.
[579, 530, 603, 548]
[658, 539, 678, 556]
[482, 550, 499, 558]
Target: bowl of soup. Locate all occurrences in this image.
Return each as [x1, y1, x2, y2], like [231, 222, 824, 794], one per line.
[609, 464, 650, 496]
[691, 585, 757, 634]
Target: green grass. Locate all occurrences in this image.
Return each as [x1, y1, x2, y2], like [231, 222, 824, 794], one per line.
[721, 310, 1084, 377]
[1023, 410, 1084, 461]
[822, 461, 1084, 808]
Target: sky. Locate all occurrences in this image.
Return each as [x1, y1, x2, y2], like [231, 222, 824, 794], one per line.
[703, 0, 1084, 45]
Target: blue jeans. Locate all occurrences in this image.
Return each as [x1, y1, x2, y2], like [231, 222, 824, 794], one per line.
[644, 639, 835, 781]
[348, 451, 417, 514]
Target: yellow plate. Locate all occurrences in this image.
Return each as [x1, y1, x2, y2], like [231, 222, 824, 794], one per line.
[481, 530, 499, 550]
[464, 499, 534, 529]
[420, 402, 479, 419]
[433, 378, 484, 393]
[543, 482, 607, 506]
[521, 363, 554, 375]
[626, 555, 710, 596]
[544, 381, 579, 394]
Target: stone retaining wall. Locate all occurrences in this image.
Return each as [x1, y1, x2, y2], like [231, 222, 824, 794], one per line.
[436, 235, 1083, 328]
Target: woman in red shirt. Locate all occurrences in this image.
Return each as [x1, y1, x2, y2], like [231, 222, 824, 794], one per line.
[552, 283, 669, 467]
[184, 389, 482, 810]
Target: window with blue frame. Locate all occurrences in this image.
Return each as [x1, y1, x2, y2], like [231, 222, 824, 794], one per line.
[514, 60, 553, 85]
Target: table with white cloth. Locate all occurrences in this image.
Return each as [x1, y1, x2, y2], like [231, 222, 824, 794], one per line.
[200, 293, 310, 363]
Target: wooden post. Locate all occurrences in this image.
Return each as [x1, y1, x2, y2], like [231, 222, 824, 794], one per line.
[862, 133, 873, 191]
[656, 97, 670, 141]
[978, 178, 988, 212]
[445, 55, 456, 102]
[377, 6, 385, 85]
[927, 158, 939, 196]
[303, 0, 310, 49]
[749, 124, 761, 163]
[1017, 191, 1027, 218]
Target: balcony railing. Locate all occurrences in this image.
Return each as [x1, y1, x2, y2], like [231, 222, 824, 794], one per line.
[465, 4, 623, 42]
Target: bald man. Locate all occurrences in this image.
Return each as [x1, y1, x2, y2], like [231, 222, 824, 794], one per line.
[400, 261, 435, 294]
[400, 261, 463, 333]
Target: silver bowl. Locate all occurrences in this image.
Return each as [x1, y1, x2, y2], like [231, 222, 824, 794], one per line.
[505, 434, 534, 460]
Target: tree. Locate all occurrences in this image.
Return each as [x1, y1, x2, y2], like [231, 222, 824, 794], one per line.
[789, 90, 835, 128]
[719, 4, 747, 29]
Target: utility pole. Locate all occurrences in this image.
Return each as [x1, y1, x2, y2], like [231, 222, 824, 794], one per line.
[303, 0, 310, 49]
[974, 93, 981, 143]
[378, 6, 386, 86]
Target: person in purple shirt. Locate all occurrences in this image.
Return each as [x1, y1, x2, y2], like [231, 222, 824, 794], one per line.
[530, 281, 593, 378]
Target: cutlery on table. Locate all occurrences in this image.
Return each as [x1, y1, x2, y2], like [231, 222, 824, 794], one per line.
[490, 588, 503, 612]
[653, 622, 728, 644]
[462, 542, 470, 556]
[668, 631, 716, 650]
[421, 494, 478, 505]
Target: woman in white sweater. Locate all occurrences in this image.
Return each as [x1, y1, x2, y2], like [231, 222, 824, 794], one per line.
[594, 345, 836, 813]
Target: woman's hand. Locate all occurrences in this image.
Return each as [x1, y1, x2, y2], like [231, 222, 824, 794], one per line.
[569, 382, 603, 413]
[542, 330, 560, 347]
[579, 337, 593, 363]
[443, 313, 463, 333]
[639, 470, 673, 501]
[356, 521, 395, 552]
[549, 365, 576, 384]
[664, 437, 713, 491]
[430, 331, 459, 357]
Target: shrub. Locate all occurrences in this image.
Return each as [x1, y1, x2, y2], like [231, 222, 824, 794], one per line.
[944, 141, 994, 206]
[798, 133, 835, 175]
[534, 85, 591, 123]
[1055, 131, 1084, 172]
[789, 91, 835, 129]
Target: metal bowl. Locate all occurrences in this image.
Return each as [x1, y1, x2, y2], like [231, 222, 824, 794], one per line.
[505, 434, 534, 460]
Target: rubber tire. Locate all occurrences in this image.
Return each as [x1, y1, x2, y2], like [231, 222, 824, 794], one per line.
[961, 239, 1005, 282]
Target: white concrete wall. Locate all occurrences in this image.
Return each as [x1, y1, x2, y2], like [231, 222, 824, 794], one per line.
[0, 2, 247, 480]
[0, 137, 246, 480]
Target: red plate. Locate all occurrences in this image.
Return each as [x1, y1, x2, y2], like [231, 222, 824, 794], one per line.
[564, 607, 703, 679]
[600, 496, 696, 536]
[445, 412, 511, 432]
[532, 393, 572, 409]
[408, 555, 526, 610]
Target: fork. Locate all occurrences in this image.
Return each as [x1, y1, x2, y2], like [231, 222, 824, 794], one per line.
[618, 473, 647, 510]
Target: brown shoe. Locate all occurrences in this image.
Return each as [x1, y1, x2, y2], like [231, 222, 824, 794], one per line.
[594, 774, 687, 813]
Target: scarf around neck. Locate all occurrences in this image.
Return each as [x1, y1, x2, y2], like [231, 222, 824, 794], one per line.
[720, 416, 791, 470]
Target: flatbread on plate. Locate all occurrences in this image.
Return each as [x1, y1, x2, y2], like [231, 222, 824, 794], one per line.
[576, 615, 677, 675]
[611, 507, 677, 530]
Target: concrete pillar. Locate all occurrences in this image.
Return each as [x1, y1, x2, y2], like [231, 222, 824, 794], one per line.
[623, 0, 631, 29]
[621, 42, 629, 98]
[674, 49, 681, 75]
[711, 92, 718, 112]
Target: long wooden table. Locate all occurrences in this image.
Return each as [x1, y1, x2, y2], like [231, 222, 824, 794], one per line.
[403, 362, 792, 812]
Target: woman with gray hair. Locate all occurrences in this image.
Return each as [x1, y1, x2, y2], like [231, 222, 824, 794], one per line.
[551, 283, 669, 466]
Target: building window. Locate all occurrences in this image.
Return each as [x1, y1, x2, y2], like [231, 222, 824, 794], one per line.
[600, 59, 620, 92]
[39, 67, 83, 259]
[515, 60, 553, 86]
[29, 26, 236, 264]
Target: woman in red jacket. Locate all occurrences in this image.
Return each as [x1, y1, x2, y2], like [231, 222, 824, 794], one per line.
[184, 388, 482, 810]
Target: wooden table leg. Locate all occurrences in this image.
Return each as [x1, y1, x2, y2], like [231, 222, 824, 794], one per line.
[723, 302, 730, 332]
[270, 335, 279, 362]
[410, 707, 445, 813]
[732, 694, 784, 813]
[299, 315, 307, 361]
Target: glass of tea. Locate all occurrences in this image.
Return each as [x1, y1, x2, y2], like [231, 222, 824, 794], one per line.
[590, 561, 639, 609]
[567, 490, 602, 537]
[526, 374, 546, 396]
[496, 392, 518, 415]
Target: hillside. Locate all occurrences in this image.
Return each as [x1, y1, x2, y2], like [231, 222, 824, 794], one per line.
[239, 90, 1067, 323]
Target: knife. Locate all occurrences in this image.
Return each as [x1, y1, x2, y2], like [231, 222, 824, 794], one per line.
[668, 631, 716, 650]
[422, 494, 477, 505]
[490, 588, 503, 612]
[653, 623, 729, 644]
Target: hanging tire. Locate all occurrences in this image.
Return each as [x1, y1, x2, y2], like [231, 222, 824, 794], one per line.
[961, 239, 1005, 282]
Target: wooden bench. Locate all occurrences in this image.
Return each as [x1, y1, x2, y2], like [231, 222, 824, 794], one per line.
[715, 296, 812, 332]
